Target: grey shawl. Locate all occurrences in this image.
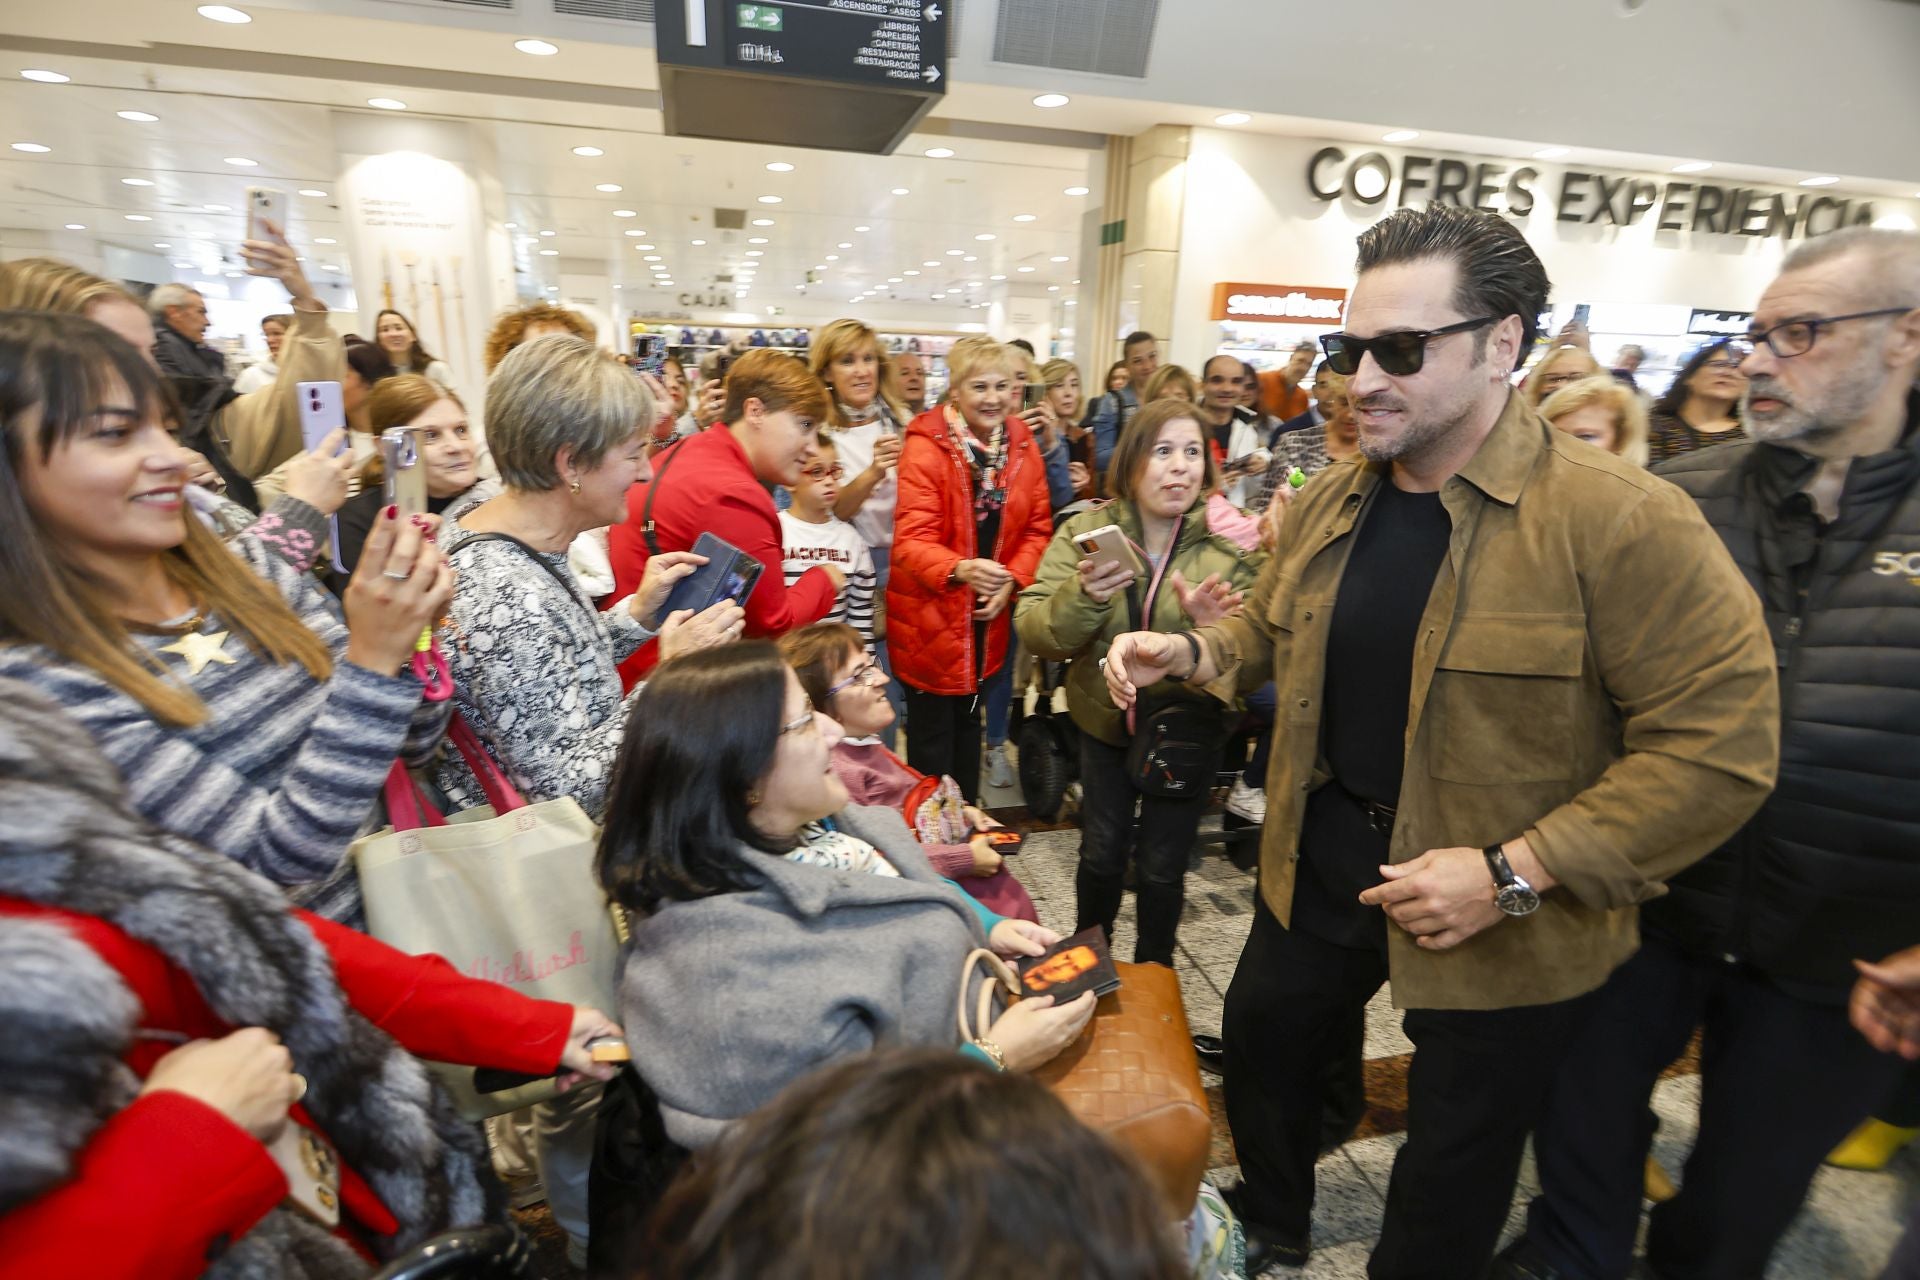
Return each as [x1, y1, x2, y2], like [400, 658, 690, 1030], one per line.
[0, 679, 499, 1279]
[621, 804, 991, 1149]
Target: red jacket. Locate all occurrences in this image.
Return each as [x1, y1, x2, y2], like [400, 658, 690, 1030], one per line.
[0, 898, 572, 1280]
[608, 426, 837, 687]
[887, 408, 1052, 696]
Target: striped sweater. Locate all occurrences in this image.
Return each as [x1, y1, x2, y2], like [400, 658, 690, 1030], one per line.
[0, 497, 447, 919]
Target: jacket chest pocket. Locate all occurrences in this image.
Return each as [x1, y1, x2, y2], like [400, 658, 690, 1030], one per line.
[1428, 614, 1585, 784]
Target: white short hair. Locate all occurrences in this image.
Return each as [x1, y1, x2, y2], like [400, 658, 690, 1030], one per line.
[146, 283, 200, 316]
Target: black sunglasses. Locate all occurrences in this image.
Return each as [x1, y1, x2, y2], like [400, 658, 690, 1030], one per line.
[1319, 316, 1499, 377]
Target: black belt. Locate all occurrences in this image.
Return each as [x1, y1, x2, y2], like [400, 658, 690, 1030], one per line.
[1333, 779, 1397, 840]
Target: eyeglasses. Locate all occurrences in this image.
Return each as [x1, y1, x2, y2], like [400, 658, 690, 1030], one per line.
[1742, 308, 1916, 359]
[801, 465, 847, 482]
[825, 661, 887, 699]
[1319, 316, 1499, 377]
[778, 708, 821, 737]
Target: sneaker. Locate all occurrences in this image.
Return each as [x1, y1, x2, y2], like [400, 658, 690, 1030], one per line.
[1225, 776, 1267, 825]
[985, 743, 1014, 790]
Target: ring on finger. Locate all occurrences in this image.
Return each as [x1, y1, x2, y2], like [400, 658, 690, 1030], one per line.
[382, 569, 411, 582]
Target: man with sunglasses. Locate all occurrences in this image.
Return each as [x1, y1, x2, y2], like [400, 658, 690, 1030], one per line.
[1102, 205, 1777, 1277]
[1505, 227, 1920, 1280]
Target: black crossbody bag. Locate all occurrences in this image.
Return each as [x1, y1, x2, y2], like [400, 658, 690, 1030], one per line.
[1120, 515, 1223, 798]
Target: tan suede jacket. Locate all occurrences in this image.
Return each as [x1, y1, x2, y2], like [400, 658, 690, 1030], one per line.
[225, 304, 343, 480]
[1194, 392, 1780, 1010]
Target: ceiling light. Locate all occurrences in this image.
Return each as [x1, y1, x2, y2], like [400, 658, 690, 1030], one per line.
[1032, 93, 1070, 109]
[298, 188, 326, 198]
[1047, 285, 1060, 291]
[124, 214, 151, 222]
[1065, 299, 1076, 306]
[924, 147, 954, 158]
[1799, 175, 1839, 187]
[825, 254, 839, 261]
[963, 255, 977, 262]
[121, 177, 154, 187]
[932, 292, 946, 300]
[1017, 265, 1035, 272]
[613, 209, 637, 219]
[1214, 112, 1250, 126]
[814, 264, 827, 270]
[1013, 213, 1037, 223]
[367, 97, 407, 110]
[888, 277, 903, 283]
[596, 183, 623, 193]
[172, 260, 194, 268]
[891, 187, 910, 196]
[224, 156, 257, 166]
[540, 229, 556, 236]
[539, 248, 558, 256]
[1382, 129, 1420, 143]
[63, 222, 85, 230]
[197, 5, 252, 22]
[22, 70, 71, 83]
[758, 195, 782, 204]
[10, 142, 51, 153]
[1533, 146, 1570, 160]
[748, 236, 768, 244]
[314, 237, 336, 244]
[745, 250, 763, 257]
[765, 161, 795, 172]
[203, 203, 231, 212]
[1064, 185, 1089, 197]
[974, 233, 996, 241]
[946, 249, 964, 256]
[572, 145, 604, 156]
[153, 241, 171, 248]
[644, 254, 663, 261]
[546, 285, 558, 293]
[990, 274, 1006, 280]
[854, 225, 870, 232]
[1672, 161, 1713, 174]
[903, 269, 920, 276]
[838, 242, 852, 249]
[118, 110, 161, 122]
[514, 38, 558, 55]
[1049, 255, 1069, 262]
[612, 284, 622, 290]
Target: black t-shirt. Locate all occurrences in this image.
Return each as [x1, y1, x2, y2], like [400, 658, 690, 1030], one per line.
[1291, 479, 1453, 949]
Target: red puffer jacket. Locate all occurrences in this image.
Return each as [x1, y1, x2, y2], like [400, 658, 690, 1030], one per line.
[887, 407, 1052, 697]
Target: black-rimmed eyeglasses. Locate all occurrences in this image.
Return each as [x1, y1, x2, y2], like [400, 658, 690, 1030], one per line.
[1738, 308, 1916, 360]
[1319, 316, 1499, 377]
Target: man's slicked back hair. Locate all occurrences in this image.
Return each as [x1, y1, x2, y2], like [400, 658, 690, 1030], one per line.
[1355, 206, 1551, 372]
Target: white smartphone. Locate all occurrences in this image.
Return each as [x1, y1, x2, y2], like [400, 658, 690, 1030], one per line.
[1074, 524, 1146, 577]
[295, 381, 350, 574]
[246, 186, 288, 243]
[381, 428, 428, 520]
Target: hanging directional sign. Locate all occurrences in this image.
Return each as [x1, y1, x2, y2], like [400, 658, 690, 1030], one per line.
[657, 0, 949, 153]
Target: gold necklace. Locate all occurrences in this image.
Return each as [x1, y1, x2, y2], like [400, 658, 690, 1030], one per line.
[127, 608, 237, 678]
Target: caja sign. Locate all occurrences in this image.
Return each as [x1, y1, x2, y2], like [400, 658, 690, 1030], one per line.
[1306, 147, 1879, 242]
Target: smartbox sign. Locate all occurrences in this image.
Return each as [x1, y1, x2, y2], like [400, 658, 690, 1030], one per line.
[1212, 282, 1347, 324]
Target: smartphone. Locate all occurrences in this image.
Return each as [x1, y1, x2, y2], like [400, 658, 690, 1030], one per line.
[1073, 524, 1146, 577]
[296, 381, 351, 573]
[246, 185, 289, 243]
[382, 428, 428, 520]
[633, 333, 667, 377]
[1023, 382, 1047, 411]
[984, 831, 1024, 855]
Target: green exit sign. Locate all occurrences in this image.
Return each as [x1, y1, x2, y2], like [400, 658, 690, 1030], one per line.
[737, 3, 783, 30]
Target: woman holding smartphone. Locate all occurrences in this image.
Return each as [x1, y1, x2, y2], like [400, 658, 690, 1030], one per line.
[1014, 400, 1263, 966]
[332, 375, 495, 578]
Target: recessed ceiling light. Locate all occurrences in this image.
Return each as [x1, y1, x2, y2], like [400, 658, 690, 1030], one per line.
[121, 177, 154, 187]
[945, 249, 964, 257]
[924, 147, 955, 158]
[22, 70, 71, 84]
[745, 250, 764, 257]
[1064, 185, 1089, 197]
[1017, 265, 1035, 272]
[203, 203, 231, 212]
[1672, 161, 1713, 174]
[854, 225, 870, 232]
[765, 161, 795, 172]
[631, 243, 656, 250]
[1013, 213, 1037, 223]
[596, 183, 623, 193]
[224, 156, 257, 166]
[546, 285, 558, 292]
[612, 283, 622, 290]
[887, 277, 903, 283]
[974, 233, 996, 241]
[644, 254, 663, 261]
[367, 97, 407, 110]
[903, 269, 920, 276]
[539, 248, 558, 256]
[10, 142, 51, 153]
[1049, 255, 1069, 262]
[825, 254, 838, 261]
[838, 242, 853, 249]
[1383, 129, 1420, 143]
[931, 292, 946, 300]
[1533, 146, 1570, 160]
[1799, 175, 1840, 187]
[124, 214, 151, 222]
[572, 145, 604, 156]
[692, 238, 706, 245]
[504, 222, 518, 230]
[118, 110, 161, 122]
[1046, 285, 1060, 292]
[314, 237, 336, 244]
[539, 229, 556, 236]
[172, 260, 194, 268]
[814, 264, 827, 270]
[63, 222, 85, 230]
[752, 217, 775, 226]
[748, 236, 768, 244]
[963, 255, 978, 262]
[613, 210, 639, 220]
[515, 38, 558, 55]
[298, 188, 326, 198]
[990, 274, 1006, 281]
[891, 187, 910, 196]
[197, 5, 252, 23]
[1214, 112, 1250, 126]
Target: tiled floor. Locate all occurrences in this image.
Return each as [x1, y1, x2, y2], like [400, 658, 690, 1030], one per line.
[1002, 817, 1918, 1278]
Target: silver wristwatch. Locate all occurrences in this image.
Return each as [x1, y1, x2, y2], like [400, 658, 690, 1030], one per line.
[1483, 843, 1540, 917]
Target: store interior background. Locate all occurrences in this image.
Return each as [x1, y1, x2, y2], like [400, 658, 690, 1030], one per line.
[4, 0, 1918, 418]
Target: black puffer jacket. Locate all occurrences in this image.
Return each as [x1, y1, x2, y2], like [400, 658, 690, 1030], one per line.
[1647, 393, 1920, 999]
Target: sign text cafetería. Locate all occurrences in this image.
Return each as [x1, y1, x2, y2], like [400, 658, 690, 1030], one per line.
[1307, 147, 1878, 241]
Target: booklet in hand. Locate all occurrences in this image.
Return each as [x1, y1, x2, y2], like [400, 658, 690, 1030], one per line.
[1016, 925, 1122, 1003]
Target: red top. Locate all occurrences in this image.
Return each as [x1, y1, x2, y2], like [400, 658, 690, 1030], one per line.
[886, 408, 1052, 697]
[608, 425, 837, 687]
[0, 897, 573, 1280]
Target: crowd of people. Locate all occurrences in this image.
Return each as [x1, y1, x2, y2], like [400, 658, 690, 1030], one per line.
[0, 204, 1914, 1280]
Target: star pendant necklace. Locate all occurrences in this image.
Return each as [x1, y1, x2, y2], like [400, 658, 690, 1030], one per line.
[129, 608, 237, 678]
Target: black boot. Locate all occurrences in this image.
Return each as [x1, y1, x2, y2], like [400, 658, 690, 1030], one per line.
[1221, 1181, 1310, 1274]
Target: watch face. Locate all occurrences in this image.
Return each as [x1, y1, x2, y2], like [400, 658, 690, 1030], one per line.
[1496, 883, 1542, 917]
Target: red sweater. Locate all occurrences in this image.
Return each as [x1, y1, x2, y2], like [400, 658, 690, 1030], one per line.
[608, 426, 837, 687]
[0, 898, 572, 1280]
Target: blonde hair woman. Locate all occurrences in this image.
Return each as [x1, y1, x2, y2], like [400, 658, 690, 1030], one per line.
[1142, 363, 1198, 405]
[1521, 344, 1605, 409]
[1539, 375, 1652, 468]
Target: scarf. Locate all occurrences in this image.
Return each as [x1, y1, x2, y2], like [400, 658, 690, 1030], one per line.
[945, 403, 1010, 522]
[0, 679, 499, 1280]
[837, 399, 888, 430]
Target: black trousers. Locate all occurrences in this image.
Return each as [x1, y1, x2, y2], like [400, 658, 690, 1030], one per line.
[1222, 896, 1594, 1279]
[1075, 734, 1207, 966]
[901, 685, 983, 805]
[1520, 929, 1905, 1280]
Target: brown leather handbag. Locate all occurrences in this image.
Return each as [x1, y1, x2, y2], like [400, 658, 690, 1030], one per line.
[957, 951, 1212, 1218]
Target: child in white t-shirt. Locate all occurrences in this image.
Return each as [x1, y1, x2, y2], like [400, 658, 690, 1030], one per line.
[779, 435, 877, 645]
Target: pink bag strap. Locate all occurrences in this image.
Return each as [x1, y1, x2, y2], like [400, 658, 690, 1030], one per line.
[447, 714, 527, 814]
[1124, 513, 1184, 737]
[383, 760, 449, 832]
